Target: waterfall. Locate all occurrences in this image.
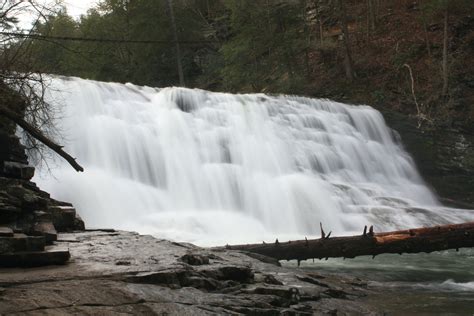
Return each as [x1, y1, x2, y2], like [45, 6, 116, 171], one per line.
[34, 76, 473, 245]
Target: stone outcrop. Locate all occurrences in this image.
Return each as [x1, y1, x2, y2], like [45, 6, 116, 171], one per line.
[383, 110, 474, 207]
[0, 115, 84, 266]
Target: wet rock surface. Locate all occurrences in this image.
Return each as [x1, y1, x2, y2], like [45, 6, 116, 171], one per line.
[0, 230, 380, 315]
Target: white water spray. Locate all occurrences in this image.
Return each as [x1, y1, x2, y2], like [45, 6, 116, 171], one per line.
[34, 76, 473, 245]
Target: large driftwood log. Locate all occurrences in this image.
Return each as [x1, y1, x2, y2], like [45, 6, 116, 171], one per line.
[223, 222, 474, 263]
[0, 105, 84, 172]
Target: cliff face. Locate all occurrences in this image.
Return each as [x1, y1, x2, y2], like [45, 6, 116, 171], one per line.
[383, 110, 474, 207]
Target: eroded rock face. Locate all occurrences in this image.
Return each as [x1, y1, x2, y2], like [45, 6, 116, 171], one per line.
[0, 230, 380, 315]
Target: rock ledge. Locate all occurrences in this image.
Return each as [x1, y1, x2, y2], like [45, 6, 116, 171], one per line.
[0, 230, 380, 315]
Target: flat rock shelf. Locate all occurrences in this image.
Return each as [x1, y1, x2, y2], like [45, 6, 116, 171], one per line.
[0, 230, 380, 315]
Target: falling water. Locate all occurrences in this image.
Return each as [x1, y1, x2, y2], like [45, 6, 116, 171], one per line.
[34, 76, 473, 245]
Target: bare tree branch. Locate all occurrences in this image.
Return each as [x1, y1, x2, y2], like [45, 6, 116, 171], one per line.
[0, 104, 83, 172]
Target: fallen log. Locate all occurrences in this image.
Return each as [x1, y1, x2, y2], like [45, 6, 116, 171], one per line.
[0, 105, 84, 172]
[222, 222, 474, 263]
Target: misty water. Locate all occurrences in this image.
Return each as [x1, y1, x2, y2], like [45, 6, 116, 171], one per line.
[33, 76, 474, 312]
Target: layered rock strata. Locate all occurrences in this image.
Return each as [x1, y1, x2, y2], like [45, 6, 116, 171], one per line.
[0, 115, 84, 267]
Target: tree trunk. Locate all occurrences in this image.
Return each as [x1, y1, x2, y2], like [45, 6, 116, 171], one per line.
[338, 0, 355, 82]
[222, 222, 474, 263]
[319, 18, 324, 46]
[442, 3, 449, 96]
[314, 0, 323, 46]
[167, 0, 185, 87]
[366, 0, 370, 42]
[206, 0, 211, 18]
[266, 0, 272, 57]
[369, 0, 376, 31]
[420, 0, 431, 58]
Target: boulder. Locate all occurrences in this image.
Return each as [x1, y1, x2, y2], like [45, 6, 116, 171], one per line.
[50, 206, 76, 232]
[32, 221, 57, 243]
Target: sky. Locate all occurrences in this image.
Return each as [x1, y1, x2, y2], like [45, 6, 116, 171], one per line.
[60, 0, 98, 17]
[17, 0, 98, 30]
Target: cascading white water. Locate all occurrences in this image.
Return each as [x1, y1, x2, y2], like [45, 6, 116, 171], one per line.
[34, 76, 473, 245]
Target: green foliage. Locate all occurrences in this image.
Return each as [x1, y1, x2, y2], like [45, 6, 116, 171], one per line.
[27, 0, 209, 86]
[26, 0, 313, 93]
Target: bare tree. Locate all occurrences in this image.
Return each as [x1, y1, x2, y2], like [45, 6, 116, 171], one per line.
[0, 0, 83, 172]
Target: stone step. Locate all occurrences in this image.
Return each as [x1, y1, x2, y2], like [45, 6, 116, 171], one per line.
[0, 247, 70, 267]
[34, 211, 52, 222]
[0, 233, 45, 254]
[32, 221, 57, 243]
[54, 200, 73, 207]
[1, 161, 35, 180]
[50, 206, 80, 232]
[6, 185, 48, 210]
[0, 226, 13, 237]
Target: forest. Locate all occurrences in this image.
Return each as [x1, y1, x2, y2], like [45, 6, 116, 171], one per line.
[1, 1, 474, 314]
[7, 0, 474, 132]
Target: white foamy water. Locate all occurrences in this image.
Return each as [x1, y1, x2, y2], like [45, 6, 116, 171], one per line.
[404, 280, 474, 292]
[33, 76, 473, 245]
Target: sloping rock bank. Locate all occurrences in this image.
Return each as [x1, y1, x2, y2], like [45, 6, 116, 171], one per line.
[0, 230, 380, 315]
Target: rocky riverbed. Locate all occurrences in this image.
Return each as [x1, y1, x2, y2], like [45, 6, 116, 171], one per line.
[0, 229, 381, 315]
